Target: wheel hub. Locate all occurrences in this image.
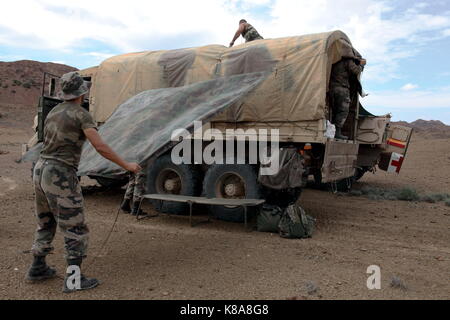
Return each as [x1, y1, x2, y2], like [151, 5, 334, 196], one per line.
[164, 178, 181, 192]
[223, 180, 245, 198]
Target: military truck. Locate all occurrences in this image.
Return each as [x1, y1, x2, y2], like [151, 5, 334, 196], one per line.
[29, 31, 412, 222]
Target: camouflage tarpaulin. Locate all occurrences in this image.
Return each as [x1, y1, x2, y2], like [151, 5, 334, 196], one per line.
[77, 72, 268, 178]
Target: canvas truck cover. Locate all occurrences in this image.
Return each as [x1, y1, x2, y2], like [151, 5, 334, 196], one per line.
[88, 31, 361, 124]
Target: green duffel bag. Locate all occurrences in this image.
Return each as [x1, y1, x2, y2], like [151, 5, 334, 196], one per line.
[278, 204, 315, 239]
[257, 204, 283, 233]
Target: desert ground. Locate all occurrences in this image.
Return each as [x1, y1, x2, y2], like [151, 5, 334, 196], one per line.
[0, 102, 449, 300]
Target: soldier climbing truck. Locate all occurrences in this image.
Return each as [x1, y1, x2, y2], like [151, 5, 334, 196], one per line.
[28, 31, 412, 222]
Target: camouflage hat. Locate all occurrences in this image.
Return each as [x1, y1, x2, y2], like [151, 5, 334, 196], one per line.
[58, 72, 91, 101]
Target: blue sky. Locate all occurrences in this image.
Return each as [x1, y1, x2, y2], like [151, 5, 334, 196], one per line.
[1, 0, 449, 123]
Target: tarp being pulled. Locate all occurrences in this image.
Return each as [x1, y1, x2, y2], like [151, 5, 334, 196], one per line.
[77, 72, 268, 178]
[86, 31, 362, 124]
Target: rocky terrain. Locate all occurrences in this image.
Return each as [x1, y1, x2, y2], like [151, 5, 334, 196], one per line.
[0, 60, 76, 107]
[0, 60, 448, 300]
[393, 119, 450, 139]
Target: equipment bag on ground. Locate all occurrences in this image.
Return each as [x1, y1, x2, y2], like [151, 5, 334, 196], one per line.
[278, 204, 315, 239]
[256, 204, 283, 233]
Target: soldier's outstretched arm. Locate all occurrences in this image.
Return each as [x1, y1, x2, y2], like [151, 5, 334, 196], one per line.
[230, 24, 246, 47]
[84, 128, 141, 173]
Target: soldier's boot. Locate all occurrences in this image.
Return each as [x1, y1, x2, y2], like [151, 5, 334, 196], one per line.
[131, 202, 147, 216]
[26, 255, 57, 282]
[63, 258, 99, 293]
[335, 127, 348, 140]
[120, 198, 132, 213]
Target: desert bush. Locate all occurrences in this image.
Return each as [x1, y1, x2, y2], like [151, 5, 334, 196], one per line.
[349, 190, 363, 197]
[433, 193, 450, 201]
[351, 186, 425, 202]
[420, 195, 436, 203]
[390, 276, 407, 290]
[13, 80, 22, 86]
[22, 82, 32, 89]
[421, 193, 450, 203]
[445, 200, 450, 207]
[3, 84, 8, 89]
[396, 187, 420, 201]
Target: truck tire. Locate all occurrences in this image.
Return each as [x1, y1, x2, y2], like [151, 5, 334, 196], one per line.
[93, 176, 128, 189]
[146, 155, 201, 215]
[353, 167, 369, 182]
[203, 164, 262, 223]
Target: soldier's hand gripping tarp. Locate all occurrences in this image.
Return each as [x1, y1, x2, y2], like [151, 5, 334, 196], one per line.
[77, 72, 268, 179]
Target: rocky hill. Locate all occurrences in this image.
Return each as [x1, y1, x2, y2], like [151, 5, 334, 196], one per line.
[0, 60, 77, 107]
[393, 119, 450, 139]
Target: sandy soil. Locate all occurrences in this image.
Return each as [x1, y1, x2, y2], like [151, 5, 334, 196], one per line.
[0, 105, 448, 300]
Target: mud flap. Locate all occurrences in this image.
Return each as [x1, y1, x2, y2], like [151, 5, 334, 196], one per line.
[321, 140, 359, 183]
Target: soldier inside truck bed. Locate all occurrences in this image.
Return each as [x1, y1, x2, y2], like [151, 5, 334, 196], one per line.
[330, 56, 366, 140]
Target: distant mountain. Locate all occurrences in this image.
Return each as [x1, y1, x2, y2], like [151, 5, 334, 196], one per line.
[393, 119, 450, 139]
[0, 60, 77, 107]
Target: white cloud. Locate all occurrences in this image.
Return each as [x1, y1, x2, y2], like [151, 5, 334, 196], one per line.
[401, 83, 419, 91]
[83, 52, 117, 64]
[0, 0, 449, 83]
[265, 0, 450, 82]
[363, 87, 450, 110]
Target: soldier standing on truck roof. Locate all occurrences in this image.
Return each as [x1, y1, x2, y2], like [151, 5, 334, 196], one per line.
[27, 72, 141, 293]
[330, 57, 366, 140]
[229, 19, 263, 47]
[121, 172, 147, 216]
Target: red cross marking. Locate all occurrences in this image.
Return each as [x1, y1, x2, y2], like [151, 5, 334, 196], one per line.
[391, 156, 404, 173]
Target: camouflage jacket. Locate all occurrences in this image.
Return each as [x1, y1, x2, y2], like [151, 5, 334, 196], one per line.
[330, 58, 362, 89]
[242, 24, 263, 42]
[40, 102, 97, 169]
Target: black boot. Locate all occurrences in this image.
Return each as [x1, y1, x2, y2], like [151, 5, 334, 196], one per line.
[63, 258, 99, 293]
[26, 255, 56, 282]
[120, 198, 131, 213]
[131, 202, 147, 216]
[335, 127, 348, 140]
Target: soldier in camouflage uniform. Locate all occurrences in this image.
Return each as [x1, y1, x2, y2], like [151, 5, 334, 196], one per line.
[229, 19, 263, 47]
[28, 72, 141, 293]
[329, 57, 366, 140]
[120, 171, 147, 215]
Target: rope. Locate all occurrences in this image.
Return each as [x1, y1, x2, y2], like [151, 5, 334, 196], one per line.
[56, 203, 122, 280]
[84, 204, 122, 273]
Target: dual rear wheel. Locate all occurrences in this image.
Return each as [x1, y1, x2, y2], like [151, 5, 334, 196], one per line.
[146, 155, 302, 222]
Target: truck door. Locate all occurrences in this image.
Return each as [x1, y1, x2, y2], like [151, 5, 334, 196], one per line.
[378, 124, 413, 173]
[37, 96, 62, 142]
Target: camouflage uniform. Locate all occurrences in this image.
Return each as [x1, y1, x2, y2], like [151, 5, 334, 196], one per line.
[32, 101, 97, 260]
[124, 172, 146, 204]
[242, 24, 263, 43]
[330, 58, 362, 129]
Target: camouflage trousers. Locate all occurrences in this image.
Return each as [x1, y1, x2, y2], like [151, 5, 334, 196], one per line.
[331, 86, 351, 128]
[31, 159, 89, 260]
[124, 172, 146, 204]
